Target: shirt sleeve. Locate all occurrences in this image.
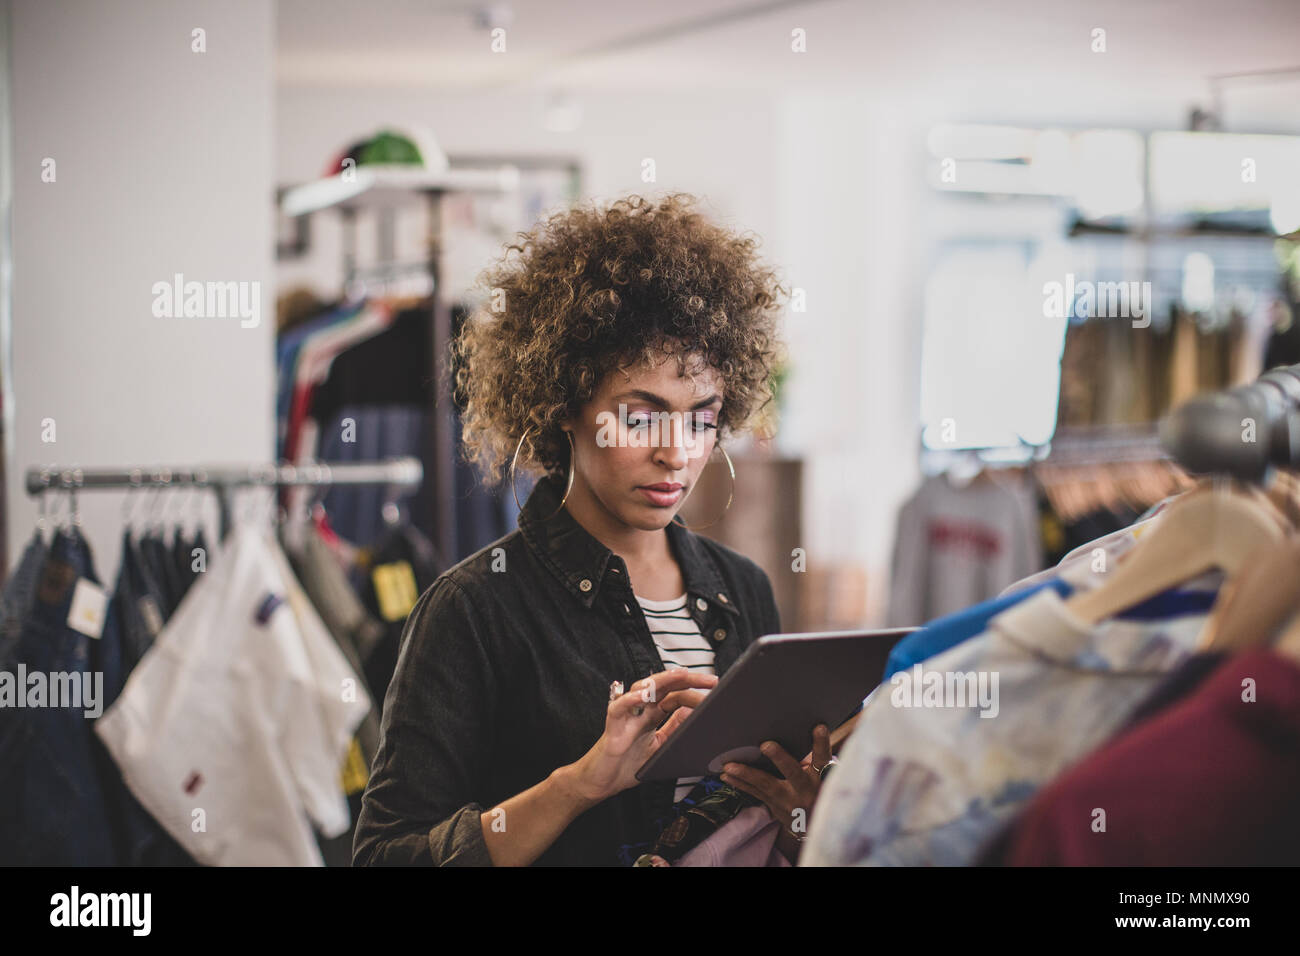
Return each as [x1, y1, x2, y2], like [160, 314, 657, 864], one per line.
[352, 576, 497, 866]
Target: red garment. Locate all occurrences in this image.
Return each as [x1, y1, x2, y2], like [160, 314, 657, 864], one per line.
[990, 649, 1300, 866]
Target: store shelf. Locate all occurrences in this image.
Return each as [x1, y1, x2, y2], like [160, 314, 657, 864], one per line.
[280, 164, 520, 217]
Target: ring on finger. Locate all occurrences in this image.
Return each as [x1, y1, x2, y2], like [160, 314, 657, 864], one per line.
[812, 756, 839, 776]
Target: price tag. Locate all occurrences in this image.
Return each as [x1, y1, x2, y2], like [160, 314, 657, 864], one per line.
[340, 737, 369, 796]
[372, 561, 418, 622]
[67, 578, 107, 639]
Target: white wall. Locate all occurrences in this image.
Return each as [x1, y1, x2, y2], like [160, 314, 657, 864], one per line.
[773, 96, 930, 623]
[5, 0, 274, 583]
[274, 85, 781, 297]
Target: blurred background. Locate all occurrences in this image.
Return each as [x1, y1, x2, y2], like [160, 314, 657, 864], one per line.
[4, 0, 1300, 637]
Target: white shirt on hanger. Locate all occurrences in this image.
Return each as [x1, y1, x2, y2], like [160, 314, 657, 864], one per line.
[95, 523, 371, 866]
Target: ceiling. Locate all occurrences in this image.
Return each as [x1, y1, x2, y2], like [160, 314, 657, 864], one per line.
[276, 0, 1300, 128]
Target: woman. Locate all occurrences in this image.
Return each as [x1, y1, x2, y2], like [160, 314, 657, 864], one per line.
[352, 192, 830, 866]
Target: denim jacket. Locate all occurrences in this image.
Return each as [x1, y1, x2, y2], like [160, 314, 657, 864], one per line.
[352, 471, 782, 866]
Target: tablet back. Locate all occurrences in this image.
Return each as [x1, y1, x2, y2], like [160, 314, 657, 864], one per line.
[636, 628, 914, 783]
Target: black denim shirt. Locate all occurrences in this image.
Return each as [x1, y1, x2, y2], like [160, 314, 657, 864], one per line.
[352, 471, 782, 866]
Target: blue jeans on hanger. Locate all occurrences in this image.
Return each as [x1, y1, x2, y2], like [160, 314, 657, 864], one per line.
[0, 527, 118, 865]
[0, 531, 47, 665]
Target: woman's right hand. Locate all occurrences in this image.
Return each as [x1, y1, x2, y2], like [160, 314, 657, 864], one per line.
[569, 668, 718, 803]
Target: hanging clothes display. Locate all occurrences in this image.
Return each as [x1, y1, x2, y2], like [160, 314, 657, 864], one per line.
[885, 472, 1042, 628]
[0, 525, 118, 865]
[290, 300, 519, 561]
[275, 296, 368, 460]
[103, 527, 197, 866]
[5, 457, 421, 867]
[351, 519, 443, 712]
[281, 521, 387, 866]
[302, 302, 434, 548]
[804, 558, 1221, 866]
[95, 523, 372, 866]
[979, 648, 1300, 866]
[805, 396, 1300, 868]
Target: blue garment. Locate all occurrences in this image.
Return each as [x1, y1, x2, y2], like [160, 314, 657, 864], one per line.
[275, 299, 366, 457]
[115, 531, 167, 670]
[885, 580, 1067, 682]
[0, 531, 47, 664]
[317, 405, 425, 548]
[1, 527, 118, 864]
[314, 404, 522, 564]
[883, 577, 1219, 681]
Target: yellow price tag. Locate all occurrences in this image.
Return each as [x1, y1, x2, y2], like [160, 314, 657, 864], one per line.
[372, 561, 419, 622]
[340, 737, 369, 795]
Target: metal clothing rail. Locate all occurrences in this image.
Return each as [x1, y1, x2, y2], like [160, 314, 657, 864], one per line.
[1160, 365, 1300, 481]
[25, 457, 424, 539]
[920, 426, 1173, 477]
[1038, 426, 1174, 467]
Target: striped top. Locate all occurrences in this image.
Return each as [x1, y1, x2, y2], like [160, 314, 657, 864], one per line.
[635, 592, 716, 804]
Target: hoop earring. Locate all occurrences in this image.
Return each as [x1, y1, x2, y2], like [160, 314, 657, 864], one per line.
[511, 427, 576, 519]
[671, 445, 736, 531]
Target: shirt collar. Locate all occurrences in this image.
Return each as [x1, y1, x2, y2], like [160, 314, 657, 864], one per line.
[517, 471, 740, 617]
[990, 586, 1202, 675]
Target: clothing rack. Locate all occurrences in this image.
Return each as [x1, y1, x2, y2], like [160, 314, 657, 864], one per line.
[920, 425, 1172, 477]
[24, 457, 424, 540]
[1036, 426, 1173, 467]
[1160, 364, 1300, 480]
[280, 165, 517, 564]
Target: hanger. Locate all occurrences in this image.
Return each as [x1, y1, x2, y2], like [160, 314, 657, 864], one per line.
[35, 487, 51, 542]
[943, 450, 983, 489]
[1063, 478, 1290, 627]
[1196, 534, 1300, 651]
[1265, 469, 1300, 528]
[1273, 605, 1300, 665]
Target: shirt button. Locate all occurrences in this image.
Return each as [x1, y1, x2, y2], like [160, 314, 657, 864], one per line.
[579, 579, 593, 592]
[695, 597, 708, 611]
[717, 593, 728, 604]
[713, 628, 727, 641]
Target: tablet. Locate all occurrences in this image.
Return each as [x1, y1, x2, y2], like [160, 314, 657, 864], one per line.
[635, 628, 915, 783]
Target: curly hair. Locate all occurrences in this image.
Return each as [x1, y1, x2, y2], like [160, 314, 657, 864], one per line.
[453, 192, 787, 487]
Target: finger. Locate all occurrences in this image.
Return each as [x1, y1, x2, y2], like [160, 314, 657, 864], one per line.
[656, 689, 710, 713]
[653, 705, 694, 746]
[809, 723, 832, 769]
[719, 770, 761, 804]
[720, 768, 788, 823]
[634, 669, 717, 704]
[609, 689, 668, 726]
[609, 692, 649, 720]
[759, 740, 806, 782]
[721, 761, 782, 805]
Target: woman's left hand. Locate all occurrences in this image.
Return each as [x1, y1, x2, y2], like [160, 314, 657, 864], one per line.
[720, 723, 833, 863]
